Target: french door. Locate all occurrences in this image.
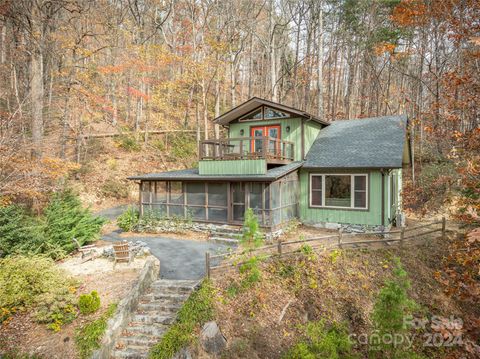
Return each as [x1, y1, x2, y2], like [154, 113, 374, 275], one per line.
[250, 125, 281, 155]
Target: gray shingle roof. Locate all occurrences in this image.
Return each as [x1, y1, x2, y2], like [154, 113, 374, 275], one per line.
[303, 115, 408, 169]
[128, 161, 303, 181]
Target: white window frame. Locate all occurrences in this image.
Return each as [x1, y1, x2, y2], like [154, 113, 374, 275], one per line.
[309, 173, 369, 210]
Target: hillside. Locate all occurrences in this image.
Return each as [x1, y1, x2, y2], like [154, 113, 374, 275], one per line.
[197, 232, 479, 358]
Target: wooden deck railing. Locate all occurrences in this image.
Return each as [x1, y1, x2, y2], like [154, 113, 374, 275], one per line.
[205, 217, 447, 278]
[199, 136, 295, 162]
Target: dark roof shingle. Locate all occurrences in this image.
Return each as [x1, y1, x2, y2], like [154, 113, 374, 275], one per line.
[128, 161, 303, 181]
[303, 115, 408, 169]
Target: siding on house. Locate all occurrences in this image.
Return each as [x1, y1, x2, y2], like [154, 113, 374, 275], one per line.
[303, 120, 323, 158]
[384, 168, 402, 225]
[299, 169, 384, 226]
[198, 159, 266, 175]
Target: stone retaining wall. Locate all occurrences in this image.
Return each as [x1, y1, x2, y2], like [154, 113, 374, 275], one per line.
[91, 257, 160, 359]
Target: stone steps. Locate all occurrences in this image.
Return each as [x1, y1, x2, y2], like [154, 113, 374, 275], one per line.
[208, 225, 242, 245]
[111, 279, 198, 359]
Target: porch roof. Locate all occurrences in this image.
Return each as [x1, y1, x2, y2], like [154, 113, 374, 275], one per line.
[128, 161, 303, 182]
[303, 115, 409, 169]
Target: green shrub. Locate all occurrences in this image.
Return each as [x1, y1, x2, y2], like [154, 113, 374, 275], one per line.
[149, 280, 214, 359]
[43, 189, 106, 258]
[0, 255, 78, 330]
[0, 205, 44, 257]
[78, 291, 101, 315]
[370, 257, 417, 357]
[75, 303, 117, 359]
[241, 208, 264, 248]
[101, 179, 129, 199]
[0, 191, 105, 260]
[116, 134, 141, 151]
[239, 256, 262, 289]
[284, 320, 354, 359]
[117, 206, 140, 232]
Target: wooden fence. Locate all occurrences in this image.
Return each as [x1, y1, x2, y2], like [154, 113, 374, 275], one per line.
[205, 217, 447, 278]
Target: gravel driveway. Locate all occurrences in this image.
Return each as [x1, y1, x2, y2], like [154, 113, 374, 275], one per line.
[103, 231, 232, 280]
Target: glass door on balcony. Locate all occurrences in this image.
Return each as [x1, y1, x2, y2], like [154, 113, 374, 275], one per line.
[251, 125, 281, 155]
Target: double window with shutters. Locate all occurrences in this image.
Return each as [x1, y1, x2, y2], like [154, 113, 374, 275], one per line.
[309, 173, 368, 210]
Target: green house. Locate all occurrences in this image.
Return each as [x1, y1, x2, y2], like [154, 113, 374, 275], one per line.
[129, 98, 411, 231]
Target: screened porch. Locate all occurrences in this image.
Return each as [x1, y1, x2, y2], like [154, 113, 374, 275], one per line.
[138, 172, 299, 228]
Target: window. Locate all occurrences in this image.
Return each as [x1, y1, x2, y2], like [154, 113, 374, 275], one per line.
[264, 107, 289, 119]
[311, 175, 322, 206]
[239, 106, 291, 122]
[354, 176, 367, 208]
[309, 174, 368, 209]
[325, 175, 351, 207]
[239, 108, 262, 121]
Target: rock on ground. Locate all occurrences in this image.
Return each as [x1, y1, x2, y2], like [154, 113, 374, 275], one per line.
[200, 321, 227, 355]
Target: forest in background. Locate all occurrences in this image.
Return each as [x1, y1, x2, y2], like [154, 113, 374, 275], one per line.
[0, 0, 478, 221]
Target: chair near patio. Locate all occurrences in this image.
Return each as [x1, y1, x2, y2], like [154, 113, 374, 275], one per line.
[113, 241, 133, 268]
[72, 237, 96, 263]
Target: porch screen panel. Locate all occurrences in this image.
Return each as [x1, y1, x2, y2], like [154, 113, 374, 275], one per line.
[208, 208, 227, 222]
[186, 183, 206, 205]
[207, 183, 228, 223]
[269, 172, 299, 226]
[270, 182, 281, 225]
[185, 183, 206, 220]
[249, 182, 264, 223]
[208, 183, 228, 206]
[141, 181, 152, 212]
[170, 182, 184, 204]
[169, 182, 185, 218]
[141, 181, 151, 203]
[187, 206, 206, 220]
[152, 181, 167, 216]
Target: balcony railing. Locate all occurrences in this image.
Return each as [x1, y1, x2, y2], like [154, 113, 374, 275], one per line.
[200, 136, 294, 163]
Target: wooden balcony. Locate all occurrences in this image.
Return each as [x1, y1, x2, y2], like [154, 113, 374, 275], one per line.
[199, 136, 295, 164]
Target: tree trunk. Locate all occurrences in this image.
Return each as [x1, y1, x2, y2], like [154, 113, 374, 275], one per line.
[30, 43, 44, 158]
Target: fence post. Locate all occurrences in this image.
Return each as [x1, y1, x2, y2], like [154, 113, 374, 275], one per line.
[277, 239, 282, 256]
[400, 226, 405, 247]
[205, 252, 210, 279]
[441, 217, 446, 240]
[338, 229, 343, 249]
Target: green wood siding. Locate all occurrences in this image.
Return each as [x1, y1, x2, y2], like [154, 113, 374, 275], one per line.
[385, 169, 402, 225]
[229, 118, 304, 161]
[199, 159, 266, 175]
[304, 121, 323, 156]
[299, 169, 384, 226]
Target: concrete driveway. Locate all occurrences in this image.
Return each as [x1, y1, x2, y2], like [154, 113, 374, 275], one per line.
[103, 231, 232, 280]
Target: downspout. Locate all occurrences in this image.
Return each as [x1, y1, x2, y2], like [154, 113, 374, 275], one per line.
[380, 170, 385, 228]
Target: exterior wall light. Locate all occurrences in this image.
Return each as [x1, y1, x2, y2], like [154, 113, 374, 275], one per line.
[240, 129, 244, 136]
[286, 126, 290, 133]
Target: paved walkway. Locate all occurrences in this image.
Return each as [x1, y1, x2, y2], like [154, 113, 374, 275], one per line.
[103, 230, 232, 280]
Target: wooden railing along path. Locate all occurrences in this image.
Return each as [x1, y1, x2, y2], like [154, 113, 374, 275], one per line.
[205, 217, 447, 278]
